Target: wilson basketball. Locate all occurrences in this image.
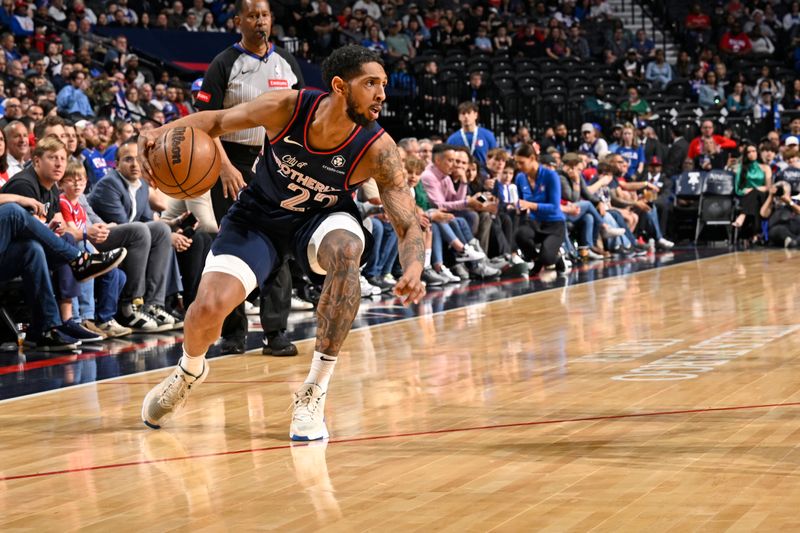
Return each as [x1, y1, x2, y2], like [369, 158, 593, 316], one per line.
[148, 126, 221, 199]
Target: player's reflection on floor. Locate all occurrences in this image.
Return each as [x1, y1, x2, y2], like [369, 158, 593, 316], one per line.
[290, 440, 342, 523]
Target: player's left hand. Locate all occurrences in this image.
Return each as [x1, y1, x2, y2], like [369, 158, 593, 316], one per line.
[393, 264, 425, 306]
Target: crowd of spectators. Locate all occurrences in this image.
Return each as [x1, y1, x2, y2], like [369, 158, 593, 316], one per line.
[2, 0, 800, 353]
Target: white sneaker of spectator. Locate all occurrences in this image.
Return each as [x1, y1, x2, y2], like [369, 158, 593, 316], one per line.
[657, 238, 674, 250]
[382, 273, 397, 286]
[471, 260, 501, 279]
[96, 318, 132, 338]
[291, 294, 314, 311]
[117, 300, 161, 332]
[600, 224, 626, 238]
[437, 265, 462, 284]
[359, 276, 382, 298]
[585, 247, 604, 260]
[244, 301, 260, 315]
[455, 244, 485, 262]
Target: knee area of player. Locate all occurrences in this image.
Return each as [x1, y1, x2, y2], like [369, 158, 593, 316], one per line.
[319, 231, 363, 266]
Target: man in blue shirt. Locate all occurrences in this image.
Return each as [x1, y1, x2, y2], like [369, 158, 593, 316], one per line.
[513, 143, 567, 274]
[447, 101, 497, 168]
[56, 70, 94, 119]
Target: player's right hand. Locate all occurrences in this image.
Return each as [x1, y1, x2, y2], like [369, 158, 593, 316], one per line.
[220, 163, 245, 199]
[137, 129, 163, 188]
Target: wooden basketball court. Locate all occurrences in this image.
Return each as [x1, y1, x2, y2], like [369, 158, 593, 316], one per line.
[2, 251, 799, 530]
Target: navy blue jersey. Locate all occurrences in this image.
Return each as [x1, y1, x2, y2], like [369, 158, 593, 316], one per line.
[232, 89, 385, 226]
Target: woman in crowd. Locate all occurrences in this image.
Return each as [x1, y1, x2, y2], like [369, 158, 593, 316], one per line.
[733, 143, 772, 239]
[513, 143, 567, 273]
[615, 124, 644, 178]
[726, 81, 752, 114]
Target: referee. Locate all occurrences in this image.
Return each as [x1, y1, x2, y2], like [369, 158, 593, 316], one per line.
[196, 0, 304, 356]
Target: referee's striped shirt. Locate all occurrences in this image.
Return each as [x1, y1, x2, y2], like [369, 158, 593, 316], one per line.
[195, 42, 304, 147]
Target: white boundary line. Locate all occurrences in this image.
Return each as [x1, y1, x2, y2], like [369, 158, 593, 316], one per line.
[0, 251, 735, 406]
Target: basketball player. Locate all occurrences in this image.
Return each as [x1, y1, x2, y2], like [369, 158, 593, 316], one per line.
[138, 45, 425, 441]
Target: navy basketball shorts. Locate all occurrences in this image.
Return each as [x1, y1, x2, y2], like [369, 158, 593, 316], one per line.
[202, 211, 370, 294]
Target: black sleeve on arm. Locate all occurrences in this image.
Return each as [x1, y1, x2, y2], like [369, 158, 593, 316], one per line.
[196, 48, 236, 112]
[275, 45, 305, 89]
[1, 178, 38, 201]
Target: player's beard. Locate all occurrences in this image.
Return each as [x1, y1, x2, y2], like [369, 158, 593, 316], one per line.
[345, 90, 374, 128]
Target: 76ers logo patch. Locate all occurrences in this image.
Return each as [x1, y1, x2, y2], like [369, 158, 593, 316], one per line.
[331, 155, 346, 168]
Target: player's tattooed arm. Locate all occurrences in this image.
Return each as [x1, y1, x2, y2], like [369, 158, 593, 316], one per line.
[372, 143, 426, 305]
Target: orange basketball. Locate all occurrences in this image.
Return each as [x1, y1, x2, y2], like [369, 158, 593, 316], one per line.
[147, 126, 221, 199]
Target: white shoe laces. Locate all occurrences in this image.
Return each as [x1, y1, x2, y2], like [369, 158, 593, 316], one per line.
[159, 367, 198, 409]
[292, 386, 323, 423]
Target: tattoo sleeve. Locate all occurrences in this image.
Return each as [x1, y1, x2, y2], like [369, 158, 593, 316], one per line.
[373, 145, 425, 269]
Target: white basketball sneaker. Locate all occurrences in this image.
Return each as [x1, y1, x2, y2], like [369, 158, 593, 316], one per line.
[290, 383, 329, 441]
[142, 361, 209, 429]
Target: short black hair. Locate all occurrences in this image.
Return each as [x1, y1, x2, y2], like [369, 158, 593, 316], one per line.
[432, 143, 455, 158]
[116, 137, 139, 162]
[321, 45, 384, 90]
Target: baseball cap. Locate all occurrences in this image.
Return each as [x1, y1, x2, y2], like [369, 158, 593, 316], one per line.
[581, 122, 594, 134]
[785, 136, 799, 146]
[191, 78, 203, 92]
[74, 119, 90, 129]
[649, 156, 662, 166]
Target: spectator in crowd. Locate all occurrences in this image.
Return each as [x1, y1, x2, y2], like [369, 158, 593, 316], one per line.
[4, 120, 27, 177]
[639, 156, 673, 239]
[560, 152, 623, 259]
[694, 138, 728, 172]
[578, 122, 609, 167]
[420, 143, 496, 275]
[619, 86, 651, 120]
[698, 70, 725, 110]
[733, 142, 772, 239]
[513, 143, 567, 273]
[58, 161, 131, 339]
[719, 22, 752, 57]
[583, 84, 615, 126]
[754, 89, 783, 131]
[727, 81, 753, 114]
[0, 126, 7, 187]
[0, 97, 23, 128]
[664, 133, 689, 184]
[616, 124, 644, 178]
[760, 178, 800, 248]
[447, 101, 496, 168]
[688, 120, 737, 160]
[618, 49, 643, 84]
[56, 70, 94, 119]
[359, 176, 399, 292]
[645, 49, 672, 89]
[684, 3, 712, 51]
[632, 29, 654, 58]
[566, 24, 590, 60]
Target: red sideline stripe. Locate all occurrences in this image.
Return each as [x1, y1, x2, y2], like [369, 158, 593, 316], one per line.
[1, 401, 798, 482]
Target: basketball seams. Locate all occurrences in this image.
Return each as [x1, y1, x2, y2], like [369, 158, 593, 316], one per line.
[182, 145, 219, 195]
[176, 127, 196, 187]
[159, 129, 190, 198]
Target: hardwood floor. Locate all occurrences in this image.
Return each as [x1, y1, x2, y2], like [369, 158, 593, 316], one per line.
[1, 251, 799, 531]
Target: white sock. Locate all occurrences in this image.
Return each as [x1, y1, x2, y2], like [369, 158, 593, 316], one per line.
[305, 351, 337, 392]
[424, 249, 432, 268]
[180, 348, 206, 376]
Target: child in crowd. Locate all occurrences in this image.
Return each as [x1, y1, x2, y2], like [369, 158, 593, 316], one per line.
[59, 162, 131, 338]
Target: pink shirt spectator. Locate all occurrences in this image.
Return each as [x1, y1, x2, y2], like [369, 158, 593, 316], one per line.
[420, 162, 469, 211]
